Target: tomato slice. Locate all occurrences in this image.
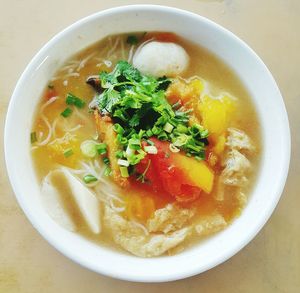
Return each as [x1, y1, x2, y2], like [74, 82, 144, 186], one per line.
[135, 138, 202, 202]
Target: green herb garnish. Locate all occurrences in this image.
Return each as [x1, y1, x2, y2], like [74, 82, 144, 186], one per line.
[83, 174, 98, 184]
[120, 166, 129, 178]
[63, 148, 73, 158]
[103, 157, 110, 165]
[66, 93, 86, 108]
[61, 107, 73, 118]
[30, 132, 37, 144]
[104, 166, 112, 176]
[137, 159, 151, 183]
[94, 61, 209, 165]
[95, 143, 107, 155]
[126, 35, 138, 45]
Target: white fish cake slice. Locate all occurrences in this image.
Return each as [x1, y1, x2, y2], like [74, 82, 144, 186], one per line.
[41, 168, 101, 234]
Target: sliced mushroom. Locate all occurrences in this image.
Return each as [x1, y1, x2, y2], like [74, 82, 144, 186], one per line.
[86, 75, 103, 93]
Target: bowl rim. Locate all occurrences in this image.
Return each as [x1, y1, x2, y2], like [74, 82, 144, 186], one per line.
[4, 4, 291, 282]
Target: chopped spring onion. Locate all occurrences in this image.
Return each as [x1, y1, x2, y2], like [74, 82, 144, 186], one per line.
[152, 125, 161, 135]
[66, 93, 86, 108]
[127, 35, 138, 45]
[104, 166, 112, 176]
[163, 122, 174, 133]
[117, 159, 130, 167]
[30, 132, 37, 144]
[63, 148, 73, 158]
[61, 107, 72, 118]
[80, 140, 98, 158]
[173, 134, 189, 147]
[146, 129, 153, 137]
[113, 123, 125, 134]
[103, 157, 110, 165]
[129, 138, 140, 145]
[83, 174, 98, 184]
[127, 149, 146, 165]
[115, 150, 124, 159]
[128, 138, 141, 150]
[117, 134, 128, 145]
[120, 166, 129, 178]
[176, 124, 188, 133]
[157, 131, 168, 141]
[95, 143, 107, 155]
[144, 145, 158, 154]
[125, 145, 135, 157]
[146, 139, 154, 146]
[81, 140, 107, 157]
[169, 143, 180, 153]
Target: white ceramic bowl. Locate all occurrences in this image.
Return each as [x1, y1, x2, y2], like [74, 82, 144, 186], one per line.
[4, 5, 290, 282]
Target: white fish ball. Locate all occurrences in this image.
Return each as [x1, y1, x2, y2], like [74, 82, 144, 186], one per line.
[133, 41, 189, 77]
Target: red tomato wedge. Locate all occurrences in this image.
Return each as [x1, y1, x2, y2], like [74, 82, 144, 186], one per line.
[136, 138, 215, 203]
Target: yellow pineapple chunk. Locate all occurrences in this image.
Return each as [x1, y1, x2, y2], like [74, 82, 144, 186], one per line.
[199, 95, 235, 137]
[172, 152, 214, 194]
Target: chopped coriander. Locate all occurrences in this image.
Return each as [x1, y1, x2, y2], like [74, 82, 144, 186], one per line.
[61, 107, 72, 118]
[83, 174, 98, 184]
[63, 148, 73, 158]
[126, 35, 138, 45]
[94, 60, 209, 166]
[137, 160, 151, 183]
[66, 93, 86, 108]
[30, 132, 37, 144]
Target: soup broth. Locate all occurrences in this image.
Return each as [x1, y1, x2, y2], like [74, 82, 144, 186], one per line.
[31, 32, 261, 257]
